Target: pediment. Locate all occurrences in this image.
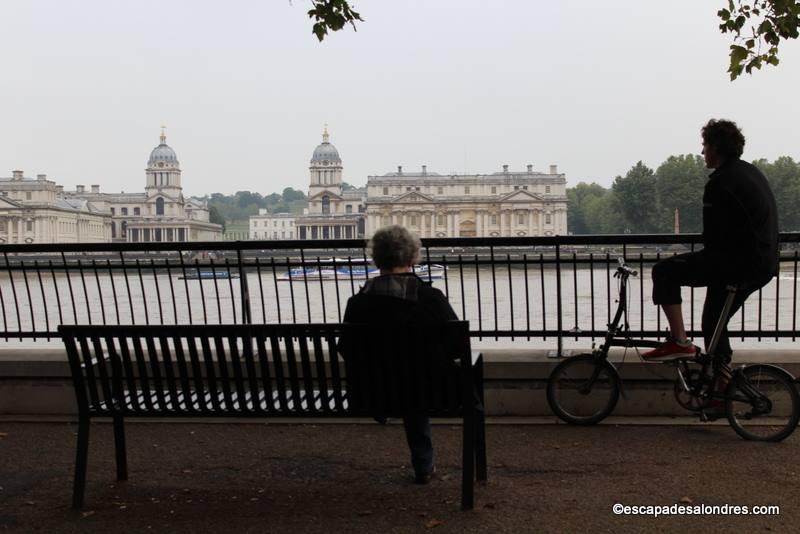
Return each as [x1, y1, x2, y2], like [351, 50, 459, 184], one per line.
[500, 190, 543, 202]
[308, 190, 344, 202]
[0, 196, 22, 209]
[393, 191, 435, 203]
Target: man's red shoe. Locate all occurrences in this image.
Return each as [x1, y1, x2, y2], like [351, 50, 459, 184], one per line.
[641, 340, 698, 361]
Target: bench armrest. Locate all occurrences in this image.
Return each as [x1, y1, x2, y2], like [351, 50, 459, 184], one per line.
[471, 350, 482, 366]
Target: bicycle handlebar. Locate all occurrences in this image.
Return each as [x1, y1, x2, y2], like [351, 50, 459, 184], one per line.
[615, 258, 637, 277]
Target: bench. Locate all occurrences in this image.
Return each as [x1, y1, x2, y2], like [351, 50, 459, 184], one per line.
[59, 321, 486, 510]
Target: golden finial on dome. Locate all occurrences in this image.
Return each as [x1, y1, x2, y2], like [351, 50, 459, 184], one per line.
[160, 124, 167, 144]
[322, 123, 329, 143]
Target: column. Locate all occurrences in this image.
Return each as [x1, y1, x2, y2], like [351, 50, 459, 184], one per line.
[498, 210, 505, 237]
[528, 208, 534, 236]
[453, 210, 460, 237]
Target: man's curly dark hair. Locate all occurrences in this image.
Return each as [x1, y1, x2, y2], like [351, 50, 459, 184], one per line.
[702, 119, 745, 160]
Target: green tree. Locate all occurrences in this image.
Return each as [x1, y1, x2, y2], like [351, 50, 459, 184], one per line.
[282, 187, 306, 202]
[754, 156, 800, 230]
[209, 205, 226, 231]
[567, 182, 608, 234]
[655, 155, 708, 233]
[611, 162, 659, 234]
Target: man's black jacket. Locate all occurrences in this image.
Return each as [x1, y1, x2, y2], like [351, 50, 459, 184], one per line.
[702, 158, 779, 283]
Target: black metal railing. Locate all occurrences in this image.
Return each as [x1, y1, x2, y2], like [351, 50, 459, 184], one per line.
[0, 234, 798, 349]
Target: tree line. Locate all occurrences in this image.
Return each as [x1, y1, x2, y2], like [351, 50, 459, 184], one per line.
[568, 155, 800, 234]
[205, 187, 308, 229]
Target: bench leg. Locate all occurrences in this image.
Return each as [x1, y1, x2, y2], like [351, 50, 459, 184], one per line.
[113, 414, 128, 481]
[476, 405, 487, 483]
[72, 416, 90, 509]
[461, 408, 475, 511]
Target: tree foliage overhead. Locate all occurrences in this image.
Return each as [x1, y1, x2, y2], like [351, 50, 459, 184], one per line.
[304, 1, 799, 79]
[719, 0, 800, 79]
[306, 0, 363, 41]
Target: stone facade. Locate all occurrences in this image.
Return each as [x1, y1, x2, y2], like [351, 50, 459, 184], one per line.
[250, 210, 296, 240]
[0, 171, 111, 243]
[295, 128, 366, 240]
[64, 129, 222, 242]
[364, 164, 568, 237]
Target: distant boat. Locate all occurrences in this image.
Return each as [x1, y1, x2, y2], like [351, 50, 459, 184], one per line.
[179, 269, 240, 280]
[277, 259, 446, 282]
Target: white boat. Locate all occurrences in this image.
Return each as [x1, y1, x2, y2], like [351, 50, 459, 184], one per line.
[277, 259, 446, 281]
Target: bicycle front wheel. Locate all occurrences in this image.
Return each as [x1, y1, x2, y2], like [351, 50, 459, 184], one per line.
[547, 354, 621, 425]
[726, 364, 800, 442]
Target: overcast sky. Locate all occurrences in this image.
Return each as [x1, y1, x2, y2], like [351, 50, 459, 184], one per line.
[1, 0, 798, 196]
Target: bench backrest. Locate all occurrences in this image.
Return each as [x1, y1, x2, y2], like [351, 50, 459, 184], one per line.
[59, 322, 475, 418]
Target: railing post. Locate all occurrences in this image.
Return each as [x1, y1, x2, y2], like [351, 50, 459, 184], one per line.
[555, 243, 563, 357]
[237, 246, 251, 324]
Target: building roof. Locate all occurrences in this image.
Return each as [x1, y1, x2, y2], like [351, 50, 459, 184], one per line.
[147, 129, 179, 167]
[310, 127, 341, 164]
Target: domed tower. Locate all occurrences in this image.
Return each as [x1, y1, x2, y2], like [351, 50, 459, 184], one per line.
[145, 127, 183, 201]
[308, 126, 343, 199]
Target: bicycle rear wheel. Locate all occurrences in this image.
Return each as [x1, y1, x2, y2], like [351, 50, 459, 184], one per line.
[726, 364, 800, 442]
[547, 354, 621, 425]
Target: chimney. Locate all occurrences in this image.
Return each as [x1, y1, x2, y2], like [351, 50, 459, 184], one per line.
[76, 185, 85, 193]
[397, 165, 403, 175]
[56, 185, 64, 193]
[91, 185, 100, 194]
[12, 170, 23, 181]
[37, 174, 47, 181]
[502, 164, 509, 173]
[549, 165, 558, 175]
[527, 164, 533, 173]
[422, 165, 427, 175]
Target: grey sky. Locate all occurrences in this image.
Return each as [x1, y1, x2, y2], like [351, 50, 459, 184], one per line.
[1, 0, 798, 196]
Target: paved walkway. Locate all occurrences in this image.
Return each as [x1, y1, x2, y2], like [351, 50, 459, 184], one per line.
[1, 420, 798, 533]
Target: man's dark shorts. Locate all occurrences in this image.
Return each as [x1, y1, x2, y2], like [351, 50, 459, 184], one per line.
[651, 251, 771, 361]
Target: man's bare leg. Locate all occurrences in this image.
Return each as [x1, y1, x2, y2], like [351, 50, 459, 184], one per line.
[662, 303, 687, 341]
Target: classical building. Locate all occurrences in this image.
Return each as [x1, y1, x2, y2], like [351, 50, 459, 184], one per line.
[65, 129, 222, 242]
[364, 164, 568, 237]
[295, 128, 366, 240]
[250, 209, 296, 240]
[0, 170, 111, 243]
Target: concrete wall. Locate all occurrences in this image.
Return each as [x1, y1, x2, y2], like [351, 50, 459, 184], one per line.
[2, 347, 799, 417]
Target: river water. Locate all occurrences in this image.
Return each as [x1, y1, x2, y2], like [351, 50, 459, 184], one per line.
[1, 265, 797, 351]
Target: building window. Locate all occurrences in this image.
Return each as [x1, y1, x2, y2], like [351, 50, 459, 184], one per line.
[383, 187, 389, 195]
[410, 215, 417, 226]
[274, 220, 278, 227]
[121, 221, 128, 237]
[546, 214, 552, 224]
[464, 186, 470, 194]
[156, 197, 165, 216]
[514, 186, 519, 190]
[134, 207, 140, 215]
[518, 213, 526, 224]
[121, 207, 128, 216]
[111, 208, 116, 215]
[322, 195, 330, 215]
[437, 214, 445, 226]
[382, 216, 391, 226]
[346, 205, 352, 214]
[26, 220, 33, 232]
[491, 215, 497, 225]
[546, 185, 551, 193]
[415, 187, 420, 191]
[437, 187, 443, 195]
[25, 192, 32, 200]
[523, 185, 528, 190]
[406, 187, 412, 192]
[491, 186, 496, 194]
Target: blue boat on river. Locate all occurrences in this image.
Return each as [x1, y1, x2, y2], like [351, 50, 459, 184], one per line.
[179, 269, 240, 280]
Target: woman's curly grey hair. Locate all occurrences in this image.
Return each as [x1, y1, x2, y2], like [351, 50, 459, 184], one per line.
[368, 225, 421, 270]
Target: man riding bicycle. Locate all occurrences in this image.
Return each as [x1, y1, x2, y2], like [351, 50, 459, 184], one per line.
[642, 119, 779, 367]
